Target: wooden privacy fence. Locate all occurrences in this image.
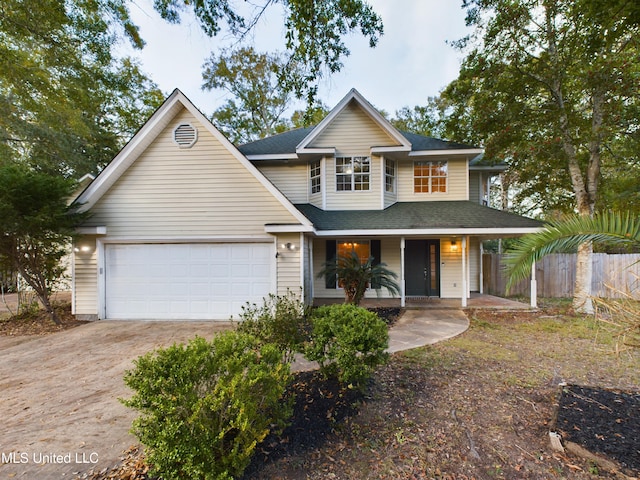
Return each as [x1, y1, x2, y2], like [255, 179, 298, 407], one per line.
[483, 253, 640, 298]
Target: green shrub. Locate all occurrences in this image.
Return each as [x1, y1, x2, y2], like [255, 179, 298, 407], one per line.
[236, 290, 311, 362]
[305, 304, 389, 390]
[121, 332, 293, 480]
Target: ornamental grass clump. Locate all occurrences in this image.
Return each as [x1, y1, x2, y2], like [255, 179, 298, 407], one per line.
[305, 303, 389, 391]
[121, 331, 293, 480]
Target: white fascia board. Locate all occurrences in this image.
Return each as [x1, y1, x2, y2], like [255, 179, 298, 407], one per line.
[98, 235, 275, 244]
[264, 224, 315, 233]
[312, 227, 543, 237]
[469, 164, 508, 171]
[295, 147, 336, 155]
[76, 226, 107, 235]
[296, 88, 410, 150]
[74, 90, 185, 211]
[245, 153, 299, 161]
[409, 148, 484, 157]
[371, 145, 412, 154]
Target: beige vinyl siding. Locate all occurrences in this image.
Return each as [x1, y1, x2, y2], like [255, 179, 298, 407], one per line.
[397, 157, 468, 202]
[85, 108, 300, 237]
[312, 238, 401, 299]
[256, 163, 308, 204]
[73, 237, 98, 317]
[324, 155, 382, 210]
[303, 234, 313, 303]
[309, 101, 400, 152]
[469, 237, 480, 291]
[440, 243, 463, 298]
[469, 171, 481, 204]
[277, 233, 302, 295]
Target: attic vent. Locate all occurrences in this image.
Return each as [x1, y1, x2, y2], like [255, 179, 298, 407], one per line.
[173, 123, 197, 148]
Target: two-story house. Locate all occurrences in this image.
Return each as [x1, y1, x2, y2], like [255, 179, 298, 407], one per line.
[71, 88, 541, 320]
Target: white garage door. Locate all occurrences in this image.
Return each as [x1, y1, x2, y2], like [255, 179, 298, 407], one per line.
[105, 243, 274, 320]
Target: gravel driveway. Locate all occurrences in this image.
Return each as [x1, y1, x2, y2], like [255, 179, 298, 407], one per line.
[0, 320, 233, 479]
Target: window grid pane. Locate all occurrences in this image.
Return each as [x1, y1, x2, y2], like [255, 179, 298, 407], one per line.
[335, 156, 370, 191]
[385, 159, 395, 193]
[414, 161, 447, 193]
[310, 160, 321, 194]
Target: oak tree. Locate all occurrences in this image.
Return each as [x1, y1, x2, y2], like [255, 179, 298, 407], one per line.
[442, 0, 640, 312]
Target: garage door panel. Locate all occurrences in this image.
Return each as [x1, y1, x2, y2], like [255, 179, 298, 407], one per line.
[105, 243, 274, 320]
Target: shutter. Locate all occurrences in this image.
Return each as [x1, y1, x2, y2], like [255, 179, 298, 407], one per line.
[325, 240, 337, 289]
[371, 239, 381, 289]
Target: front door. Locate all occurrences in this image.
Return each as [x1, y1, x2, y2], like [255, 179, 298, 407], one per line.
[405, 240, 440, 297]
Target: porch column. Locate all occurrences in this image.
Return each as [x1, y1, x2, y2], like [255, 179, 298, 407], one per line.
[461, 236, 467, 307]
[530, 261, 537, 308]
[400, 237, 406, 307]
[479, 241, 484, 294]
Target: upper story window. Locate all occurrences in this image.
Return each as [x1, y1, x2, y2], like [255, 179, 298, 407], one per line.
[414, 160, 447, 193]
[336, 156, 370, 191]
[310, 160, 321, 194]
[385, 159, 396, 193]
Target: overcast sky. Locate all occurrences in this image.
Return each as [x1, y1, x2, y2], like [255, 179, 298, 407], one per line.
[124, 0, 472, 117]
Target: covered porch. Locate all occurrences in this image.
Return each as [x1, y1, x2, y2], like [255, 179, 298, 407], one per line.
[315, 293, 534, 310]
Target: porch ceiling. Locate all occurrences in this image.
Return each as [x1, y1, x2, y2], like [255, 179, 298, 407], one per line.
[295, 201, 543, 234]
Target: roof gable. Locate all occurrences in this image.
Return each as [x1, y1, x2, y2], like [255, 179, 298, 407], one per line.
[296, 88, 411, 155]
[74, 89, 312, 227]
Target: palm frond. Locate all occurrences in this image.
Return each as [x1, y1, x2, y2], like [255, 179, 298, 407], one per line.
[504, 211, 640, 291]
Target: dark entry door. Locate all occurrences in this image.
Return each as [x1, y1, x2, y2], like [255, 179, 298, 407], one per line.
[405, 240, 440, 296]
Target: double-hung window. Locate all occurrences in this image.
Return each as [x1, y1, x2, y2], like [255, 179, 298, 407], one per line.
[310, 160, 321, 194]
[336, 156, 370, 191]
[385, 159, 396, 193]
[414, 160, 447, 193]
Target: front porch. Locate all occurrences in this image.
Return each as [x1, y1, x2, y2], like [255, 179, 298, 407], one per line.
[314, 293, 533, 310]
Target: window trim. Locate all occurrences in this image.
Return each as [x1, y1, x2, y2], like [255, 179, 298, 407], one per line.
[310, 160, 321, 194]
[335, 156, 371, 192]
[413, 160, 448, 194]
[385, 158, 396, 194]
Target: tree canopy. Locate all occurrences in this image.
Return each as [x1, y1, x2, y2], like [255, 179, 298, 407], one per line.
[157, 0, 383, 105]
[202, 47, 331, 143]
[0, 0, 164, 177]
[0, 163, 88, 323]
[436, 0, 640, 312]
[443, 0, 640, 217]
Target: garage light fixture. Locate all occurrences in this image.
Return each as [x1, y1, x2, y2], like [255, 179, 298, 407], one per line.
[280, 242, 297, 251]
[450, 239, 458, 253]
[74, 245, 93, 253]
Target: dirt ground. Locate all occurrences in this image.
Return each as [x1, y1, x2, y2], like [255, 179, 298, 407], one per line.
[2, 300, 639, 480]
[0, 315, 233, 479]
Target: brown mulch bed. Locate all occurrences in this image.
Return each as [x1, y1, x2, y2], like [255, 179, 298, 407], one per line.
[0, 302, 87, 336]
[556, 385, 640, 475]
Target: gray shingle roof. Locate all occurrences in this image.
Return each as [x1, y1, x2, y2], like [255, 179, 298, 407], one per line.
[237, 128, 314, 156]
[237, 128, 480, 156]
[398, 131, 478, 151]
[294, 202, 542, 231]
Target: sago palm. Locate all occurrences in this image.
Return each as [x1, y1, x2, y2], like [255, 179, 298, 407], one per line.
[318, 252, 400, 305]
